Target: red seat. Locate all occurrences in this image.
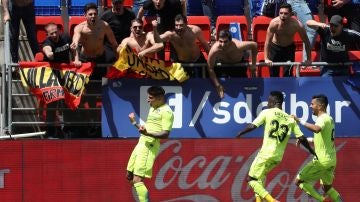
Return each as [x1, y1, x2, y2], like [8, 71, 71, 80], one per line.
[256, 52, 270, 78]
[35, 16, 64, 45]
[68, 16, 85, 37]
[348, 50, 360, 61]
[252, 16, 272, 52]
[187, 16, 211, 58]
[292, 51, 321, 76]
[187, 16, 211, 41]
[216, 15, 248, 41]
[105, 0, 133, 9]
[348, 50, 360, 75]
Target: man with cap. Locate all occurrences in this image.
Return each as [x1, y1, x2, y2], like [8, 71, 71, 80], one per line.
[307, 15, 360, 76]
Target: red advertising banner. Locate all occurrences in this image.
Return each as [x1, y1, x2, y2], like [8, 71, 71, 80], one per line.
[0, 138, 359, 202]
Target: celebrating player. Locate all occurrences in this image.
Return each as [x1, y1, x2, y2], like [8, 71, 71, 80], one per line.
[126, 86, 174, 202]
[293, 94, 342, 201]
[236, 91, 316, 202]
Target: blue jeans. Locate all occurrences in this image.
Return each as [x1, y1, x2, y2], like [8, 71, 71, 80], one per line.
[9, 2, 39, 62]
[201, 0, 216, 29]
[132, 0, 146, 17]
[287, 0, 317, 61]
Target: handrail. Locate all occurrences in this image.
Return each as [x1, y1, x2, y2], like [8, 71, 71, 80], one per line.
[1, 21, 10, 136]
[94, 61, 358, 68]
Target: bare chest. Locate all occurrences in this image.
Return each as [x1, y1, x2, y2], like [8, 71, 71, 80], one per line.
[81, 27, 105, 42]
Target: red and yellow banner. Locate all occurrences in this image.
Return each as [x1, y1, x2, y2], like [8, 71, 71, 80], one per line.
[19, 62, 94, 109]
[110, 45, 189, 82]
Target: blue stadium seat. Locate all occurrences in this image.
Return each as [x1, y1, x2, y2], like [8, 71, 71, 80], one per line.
[215, 0, 245, 15]
[216, 15, 248, 41]
[68, 0, 97, 16]
[35, 0, 61, 16]
[187, 0, 203, 16]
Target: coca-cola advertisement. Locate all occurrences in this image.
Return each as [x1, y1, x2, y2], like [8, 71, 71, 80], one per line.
[0, 139, 359, 201]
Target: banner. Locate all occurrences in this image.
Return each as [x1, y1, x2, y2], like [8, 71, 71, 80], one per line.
[111, 45, 189, 82]
[19, 62, 94, 109]
[102, 77, 360, 138]
[0, 139, 359, 201]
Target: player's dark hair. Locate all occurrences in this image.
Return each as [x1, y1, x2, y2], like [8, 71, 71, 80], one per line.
[148, 86, 165, 97]
[279, 3, 293, 14]
[175, 14, 187, 24]
[312, 94, 328, 108]
[218, 29, 232, 41]
[84, 2, 98, 14]
[270, 91, 284, 105]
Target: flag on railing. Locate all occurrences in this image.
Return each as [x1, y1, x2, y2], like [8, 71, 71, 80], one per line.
[18, 62, 94, 110]
[108, 45, 189, 82]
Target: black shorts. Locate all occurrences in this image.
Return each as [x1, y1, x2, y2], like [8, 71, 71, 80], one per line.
[177, 53, 207, 78]
[268, 42, 295, 77]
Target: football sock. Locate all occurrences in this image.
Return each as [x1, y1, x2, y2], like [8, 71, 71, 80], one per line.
[134, 182, 149, 202]
[299, 182, 323, 201]
[264, 194, 276, 202]
[248, 180, 269, 199]
[326, 187, 342, 202]
[255, 195, 262, 202]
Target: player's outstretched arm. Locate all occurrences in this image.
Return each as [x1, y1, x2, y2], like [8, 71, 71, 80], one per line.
[297, 136, 318, 159]
[236, 124, 257, 138]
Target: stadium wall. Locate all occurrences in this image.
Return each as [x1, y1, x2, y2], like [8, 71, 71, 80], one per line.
[102, 77, 360, 138]
[0, 139, 359, 201]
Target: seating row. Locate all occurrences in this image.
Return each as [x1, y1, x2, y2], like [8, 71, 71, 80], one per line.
[35, 15, 359, 77]
[36, 15, 323, 50]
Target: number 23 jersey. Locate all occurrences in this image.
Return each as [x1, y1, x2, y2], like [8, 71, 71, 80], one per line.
[253, 108, 304, 161]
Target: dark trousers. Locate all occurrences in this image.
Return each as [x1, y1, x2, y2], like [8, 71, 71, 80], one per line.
[9, 3, 39, 62]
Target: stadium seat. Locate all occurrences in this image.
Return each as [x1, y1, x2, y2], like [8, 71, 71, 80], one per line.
[35, 16, 64, 45]
[215, 0, 245, 16]
[216, 15, 248, 41]
[187, 0, 203, 16]
[105, 0, 133, 9]
[69, 0, 98, 16]
[348, 50, 360, 75]
[187, 16, 211, 58]
[34, 0, 61, 16]
[256, 52, 270, 78]
[292, 51, 321, 76]
[69, 16, 85, 37]
[349, 50, 360, 61]
[187, 16, 211, 41]
[252, 16, 272, 51]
